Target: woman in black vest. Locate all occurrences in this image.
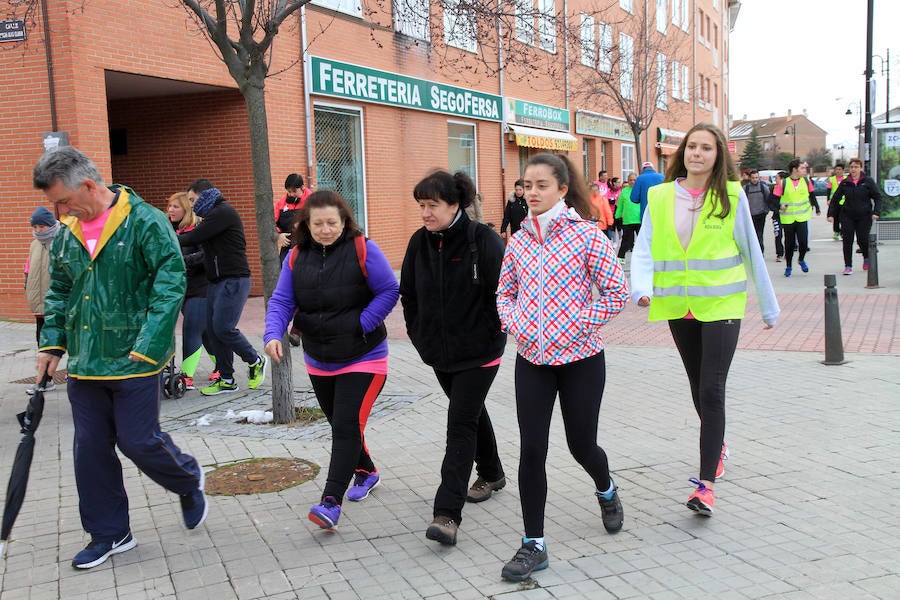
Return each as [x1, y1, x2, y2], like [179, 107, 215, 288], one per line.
[400, 170, 507, 546]
[264, 191, 399, 530]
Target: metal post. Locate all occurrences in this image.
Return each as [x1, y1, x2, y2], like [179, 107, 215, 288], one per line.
[864, 0, 874, 173]
[866, 222, 880, 288]
[823, 274, 847, 365]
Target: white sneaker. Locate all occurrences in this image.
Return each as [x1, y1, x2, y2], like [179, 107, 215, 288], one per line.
[26, 382, 56, 395]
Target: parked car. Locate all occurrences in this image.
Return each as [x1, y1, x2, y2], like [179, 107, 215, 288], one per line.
[812, 177, 829, 198]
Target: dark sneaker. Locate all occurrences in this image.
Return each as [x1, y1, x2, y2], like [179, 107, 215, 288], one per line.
[799, 260, 809, 273]
[180, 470, 208, 530]
[686, 478, 715, 516]
[72, 531, 136, 569]
[784, 267, 792, 277]
[596, 480, 624, 533]
[247, 355, 268, 389]
[201, 378, 238, 396]
[501, 540, 549, 582]
[346, 471, 380, 502]
[425, 515, 458, 545]
[466, 475, 506, 503]
[309, 496, 341, 529]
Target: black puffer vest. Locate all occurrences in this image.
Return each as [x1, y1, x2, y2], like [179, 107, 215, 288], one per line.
[291, 234, 387, 362]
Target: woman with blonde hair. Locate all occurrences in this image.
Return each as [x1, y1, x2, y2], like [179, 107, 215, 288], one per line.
[631, 123, 779, 516]
[167, 192, 213, 389]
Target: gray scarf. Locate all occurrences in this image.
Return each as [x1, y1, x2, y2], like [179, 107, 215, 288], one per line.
[33, 220, 60, 246]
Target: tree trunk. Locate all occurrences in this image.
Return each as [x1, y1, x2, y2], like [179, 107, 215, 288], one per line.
[242, 75, 295, 424]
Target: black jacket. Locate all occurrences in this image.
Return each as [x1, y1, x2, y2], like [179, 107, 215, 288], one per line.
[177, 199, 251, 282]
[400, 211, 506, 372]
[291, 234, 386, 363]
[828, 176, 882, 219]
[501, 194, 529, 234]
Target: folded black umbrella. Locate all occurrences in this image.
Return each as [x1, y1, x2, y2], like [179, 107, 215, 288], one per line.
[1, 373, 52, 556]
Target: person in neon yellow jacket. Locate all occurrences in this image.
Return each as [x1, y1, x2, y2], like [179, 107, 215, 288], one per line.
[631, 123, 780, 518]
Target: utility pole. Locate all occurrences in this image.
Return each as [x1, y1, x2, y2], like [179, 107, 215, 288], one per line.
[864, 0, 874, 173]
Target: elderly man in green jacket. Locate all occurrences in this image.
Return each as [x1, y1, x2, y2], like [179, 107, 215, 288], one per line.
[33, 147, 207, 570]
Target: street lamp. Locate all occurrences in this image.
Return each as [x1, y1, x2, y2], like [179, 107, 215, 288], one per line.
[784, 123, 797, 158]
[872, 49, 890, 123]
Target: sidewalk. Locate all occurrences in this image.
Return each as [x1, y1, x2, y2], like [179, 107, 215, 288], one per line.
[0, 216, 897, 599]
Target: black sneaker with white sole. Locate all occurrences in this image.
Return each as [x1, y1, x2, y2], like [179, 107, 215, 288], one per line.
[501, 540, 549, 582]
[71, 530, 136, 569]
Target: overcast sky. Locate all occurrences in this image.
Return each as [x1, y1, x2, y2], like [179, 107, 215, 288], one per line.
[729, 0, 898, 150]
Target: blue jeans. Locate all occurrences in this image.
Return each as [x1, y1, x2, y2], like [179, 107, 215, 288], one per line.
[68, 375, 201, 541]
[206, 277, 257, 380]
[181, 295, 212, 376]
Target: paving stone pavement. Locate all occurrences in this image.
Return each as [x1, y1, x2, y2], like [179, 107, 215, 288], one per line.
[0, 216, 897, 599]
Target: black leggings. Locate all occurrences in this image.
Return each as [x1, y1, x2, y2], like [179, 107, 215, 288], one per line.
[840, 214, 871, 267]
[515, 352, 610, 538]
[432, 366, 504, 523]
[782, 221, 809, 268]
[309, 371, 385, 502]
[668, 318, 740, 482]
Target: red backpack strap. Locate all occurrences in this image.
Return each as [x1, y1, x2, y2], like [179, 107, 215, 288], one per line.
[288, 246, 299, 270]
[354, 235, 368, 278]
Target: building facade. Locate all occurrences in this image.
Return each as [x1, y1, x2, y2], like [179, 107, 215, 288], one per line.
[0, 0, 737, 319]
[730, 111, 828, 171]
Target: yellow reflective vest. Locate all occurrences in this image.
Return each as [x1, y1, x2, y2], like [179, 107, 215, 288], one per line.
[779, 177, 813, 224]
[828, 175, 845, 201]
[647, 181, 747, 322]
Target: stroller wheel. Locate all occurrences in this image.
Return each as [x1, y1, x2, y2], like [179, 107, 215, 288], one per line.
[173, 374, 188, 399]
[162, 374, 173, 398]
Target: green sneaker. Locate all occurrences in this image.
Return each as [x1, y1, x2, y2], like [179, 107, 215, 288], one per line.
[247, 355, 267, 389]
[201, 378, 238, 396]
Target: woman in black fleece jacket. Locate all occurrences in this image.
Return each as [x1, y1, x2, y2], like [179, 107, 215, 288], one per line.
[828, 158, 882, 274]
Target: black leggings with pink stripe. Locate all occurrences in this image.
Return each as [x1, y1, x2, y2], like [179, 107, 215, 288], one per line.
[309, 371, 386, 502]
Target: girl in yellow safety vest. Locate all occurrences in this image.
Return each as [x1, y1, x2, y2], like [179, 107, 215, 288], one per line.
[631, 123, 780, 517]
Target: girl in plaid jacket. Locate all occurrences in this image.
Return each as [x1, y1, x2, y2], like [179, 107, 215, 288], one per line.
[496, 153, 629, 582]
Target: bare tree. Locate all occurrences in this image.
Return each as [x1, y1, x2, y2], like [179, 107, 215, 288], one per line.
[178, 0, 317, 424]
[565, 3, 692, 166]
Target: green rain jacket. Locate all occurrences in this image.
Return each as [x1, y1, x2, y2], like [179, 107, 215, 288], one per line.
[39, 185, 186, 379]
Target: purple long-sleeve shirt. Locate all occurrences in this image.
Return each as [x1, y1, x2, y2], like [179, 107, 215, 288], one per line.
[264, 238, 399, 370]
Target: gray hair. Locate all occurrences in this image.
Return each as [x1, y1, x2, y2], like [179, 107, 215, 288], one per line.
[33, 147, 104, 191]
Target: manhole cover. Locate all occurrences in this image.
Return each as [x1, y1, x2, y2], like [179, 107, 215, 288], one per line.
[205, 457, 319, 495]
[11, 370, 68, 385]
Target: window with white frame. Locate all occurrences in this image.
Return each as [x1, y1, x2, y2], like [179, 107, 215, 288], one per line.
[515, 0, 533, 45]
[311, 0, 362, 18]
[619, 33, 634, 100]
[681, 64, 689, 100]
[620, 0, 633, 13]
[448, 121, 477, 185]
[681, 0, 689, 31]
[656, 0, 667, 33]
[580, 14, 595, 67]
[672, 60, 681, 99]
[394, 0, 430, 41]
[599, 22, 612, 72]
[656, 53, 667, 109]
[444, 0, 477, 52]
[621, 143, 636, 179]
[672, 0, 681, 27]
[538, 0, 556, 53]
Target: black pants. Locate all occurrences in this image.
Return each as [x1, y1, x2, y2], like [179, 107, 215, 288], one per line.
[841, 214, 871, 267]
[772, 214, 784, 257]
[34, 315, 44, 344]
[668, 318, 741, 482]
[830, 202, 842, 234]
[309, 372, 385, 502]
[617, 224, 640, 259]
[782, 221, 809, 268]
[515, 352, 610, 538]
[751, 213, 767, 254]
[433, 365, 504, 524]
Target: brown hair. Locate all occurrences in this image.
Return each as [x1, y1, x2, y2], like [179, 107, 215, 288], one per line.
[664, 122, 739, 219]
[167, 191, 199, 230]
[847, 157, 862, 168]
[525, 153, 592, 219]
[292, 190, 362, 246]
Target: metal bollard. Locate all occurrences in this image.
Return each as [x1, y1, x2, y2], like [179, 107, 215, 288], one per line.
[866, 223, 880, 289]
[823, 274, 847, 365]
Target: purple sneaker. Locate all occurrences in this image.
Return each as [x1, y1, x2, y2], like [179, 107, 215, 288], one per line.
[308, 496, 341, 529]
[346, 471, 380, 502]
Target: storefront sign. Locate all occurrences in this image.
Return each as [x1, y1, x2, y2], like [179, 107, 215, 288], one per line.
[506, 99, 569, 131]
[0, 19, 25, 42]
[311, 57, 501, 122]
[657, 127, 686, 146]
[575, 111, 635, 141]
[507, 124, 578, 151]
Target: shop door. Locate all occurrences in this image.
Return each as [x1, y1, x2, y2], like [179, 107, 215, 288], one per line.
[314, 106, 366, 231]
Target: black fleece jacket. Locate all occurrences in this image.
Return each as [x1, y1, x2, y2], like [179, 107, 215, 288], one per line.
[400, 211, 506, 372]
[828, 176, 882, 219]
[177, 199, 251, 282]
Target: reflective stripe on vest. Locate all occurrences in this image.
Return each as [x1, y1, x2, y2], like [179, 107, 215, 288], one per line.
[646, 181, 748, 322]
[780, 178, 812, 223]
